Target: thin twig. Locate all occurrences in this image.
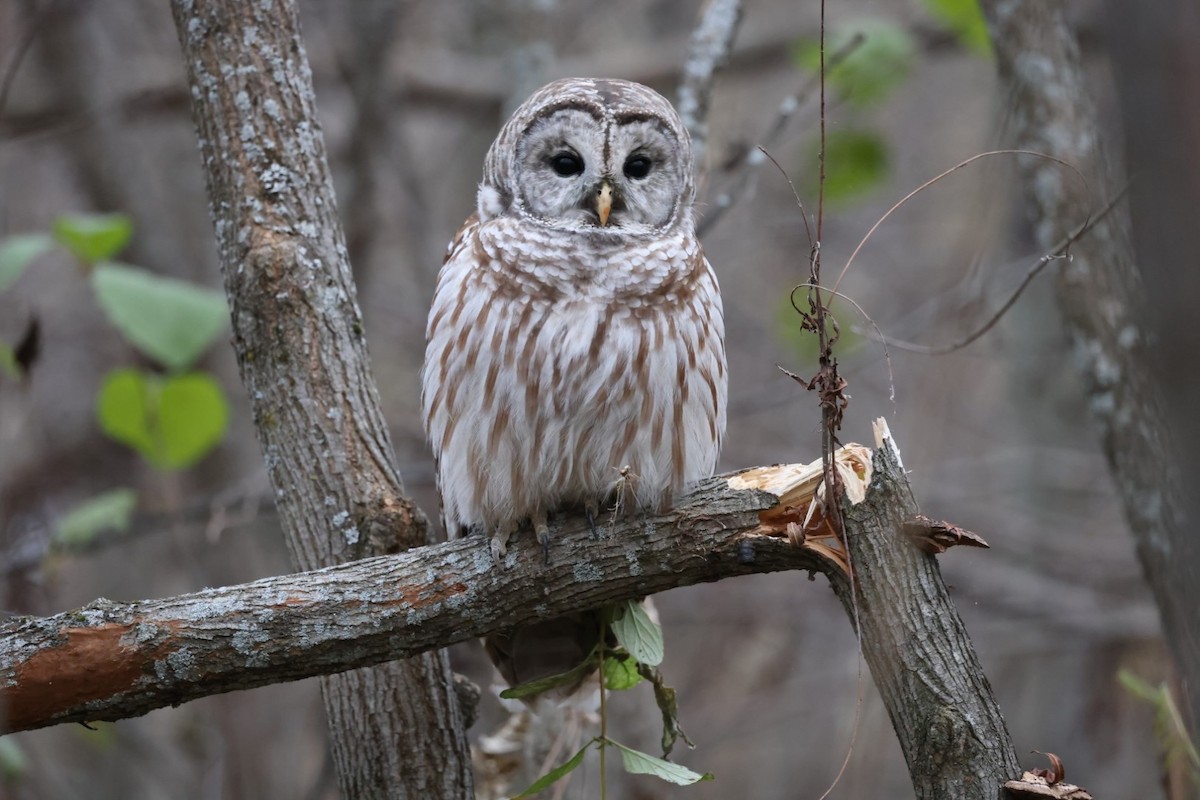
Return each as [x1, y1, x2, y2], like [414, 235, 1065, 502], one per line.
[698, 32, 865, 237]
[831, 149, 1087, 299]
[790, 282, 896, 407]
[860, 186, 1128, 356]
[0, 0, 50, 124]
[677, 0, 744, 172]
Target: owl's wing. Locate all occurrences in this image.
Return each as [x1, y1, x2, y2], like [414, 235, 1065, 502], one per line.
[427, 212, 482, 541]
[443, 211, 479, 267]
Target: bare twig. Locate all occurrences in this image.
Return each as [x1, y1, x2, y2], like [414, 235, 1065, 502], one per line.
[861, 187, 1128, 356]
[676, 0, 744, 172]
[698, 33, 865, 237]
[831, 150, 1086, 299]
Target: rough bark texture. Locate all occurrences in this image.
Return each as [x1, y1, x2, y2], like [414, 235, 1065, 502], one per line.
[168, 1, 473, 796]
[980, 0, 1199, 729]
[0, 470, 804, 734]
[1, 443, 1023, 797]
[1101, 0, 1200, 734]
[828, 440, 1021, 800]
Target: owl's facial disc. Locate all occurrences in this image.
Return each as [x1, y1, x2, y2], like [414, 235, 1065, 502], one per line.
[514, 107, 685, 231]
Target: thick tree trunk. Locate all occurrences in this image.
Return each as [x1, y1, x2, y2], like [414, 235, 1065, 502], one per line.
[980, 0, 1200, 732]
[1100, 0, 1200, 736]
[168, 1, 473, 796]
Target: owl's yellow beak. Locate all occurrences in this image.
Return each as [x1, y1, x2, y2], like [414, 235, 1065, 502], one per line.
[595, 180, 614, 226]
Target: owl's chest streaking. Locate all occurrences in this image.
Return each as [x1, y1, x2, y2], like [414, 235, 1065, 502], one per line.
[422, 217, 726, 535]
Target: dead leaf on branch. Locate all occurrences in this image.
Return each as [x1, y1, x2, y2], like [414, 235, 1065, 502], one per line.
[901, 514, 990, 555]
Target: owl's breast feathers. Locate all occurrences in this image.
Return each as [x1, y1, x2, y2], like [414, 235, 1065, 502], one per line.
[422, 215, 726, 534]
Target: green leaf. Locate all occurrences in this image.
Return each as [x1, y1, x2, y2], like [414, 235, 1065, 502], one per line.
[55, 488, 138, 547]
[52, 213, 133, 263]
[610, 600, 664, 667]
[0, 736, 26, 781]
[812, 129, 890, 205]
[610, 740, 713, 786]
[91, 262, 227, 371]
[499, 655, 597, 700]
[924, 0, 992, 56]
[0, 233, 53, 292]
[794, 20, 916, 107]
[97, 368, 229, 470]
[510, 740, 594, 798]
[604, 654, 644, 691]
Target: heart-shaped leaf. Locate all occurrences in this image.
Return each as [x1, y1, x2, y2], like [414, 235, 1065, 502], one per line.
[92, 263, 228, 371]
[53, 213, 132, 263]
[97, 368, 229, 470]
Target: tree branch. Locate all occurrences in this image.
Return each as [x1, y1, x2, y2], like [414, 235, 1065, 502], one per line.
[1, 460, 836, 735]
[168, 1, 472, 795]
[2, 432, 1026, 797]
[828, 427, 1021, 800]
[677, 0, 744, 171]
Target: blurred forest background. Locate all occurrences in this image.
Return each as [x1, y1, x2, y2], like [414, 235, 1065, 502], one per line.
[0, 0, 1182, 798]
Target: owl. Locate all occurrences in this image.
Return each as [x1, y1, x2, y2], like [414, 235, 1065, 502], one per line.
[421, 78, 727, 687]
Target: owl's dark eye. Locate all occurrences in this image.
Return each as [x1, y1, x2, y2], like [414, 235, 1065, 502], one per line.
[623, 154, 652, 179]
[550, 152, 584, 176]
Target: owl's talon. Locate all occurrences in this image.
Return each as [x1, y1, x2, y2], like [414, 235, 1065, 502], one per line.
[585, 501, 601, 539]
[490, 521, 516, 563]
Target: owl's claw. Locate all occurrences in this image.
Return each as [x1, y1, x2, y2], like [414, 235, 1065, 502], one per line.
[490, 535, 506, 561]
[585, 500, 601, 539]
[490, 521, 517, 562]
[532, 510, 551, 565]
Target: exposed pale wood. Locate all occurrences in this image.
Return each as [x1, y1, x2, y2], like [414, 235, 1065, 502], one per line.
[826, 431, 1022, 800]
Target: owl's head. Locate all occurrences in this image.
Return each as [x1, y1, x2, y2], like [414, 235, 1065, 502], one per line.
[478, 78, 695, 235]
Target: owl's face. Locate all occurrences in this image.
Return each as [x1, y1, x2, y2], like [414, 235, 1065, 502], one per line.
[479, 79, 694, 236]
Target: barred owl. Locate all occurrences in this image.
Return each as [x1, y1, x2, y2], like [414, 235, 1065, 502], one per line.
[422, 78, 726, 688]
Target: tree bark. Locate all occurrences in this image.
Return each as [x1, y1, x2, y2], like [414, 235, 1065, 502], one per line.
[2, 434, 1027, 797]
[1100, 0, 1200, 736]
[168, 1, 473, 796]
[828, 436, 1021, 800]
[980, 0, 1200, 731]
[0, 464, 819, 734]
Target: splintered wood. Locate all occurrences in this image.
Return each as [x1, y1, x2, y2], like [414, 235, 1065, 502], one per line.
[726, 444, 873, 574]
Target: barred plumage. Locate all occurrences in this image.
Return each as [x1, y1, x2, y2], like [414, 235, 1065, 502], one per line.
[421, 78, 727, 686]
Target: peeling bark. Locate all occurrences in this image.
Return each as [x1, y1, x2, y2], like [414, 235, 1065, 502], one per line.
[167, 1, 472, 796]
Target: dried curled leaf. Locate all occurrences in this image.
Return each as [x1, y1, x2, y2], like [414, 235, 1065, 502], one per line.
[902, 514, 990, 555]
[1002, 772, 1093, 799]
